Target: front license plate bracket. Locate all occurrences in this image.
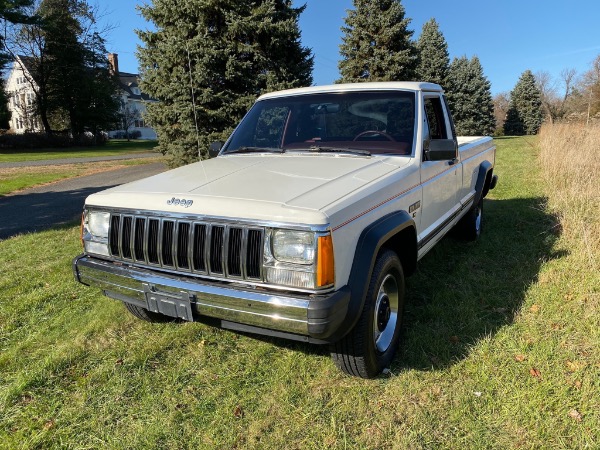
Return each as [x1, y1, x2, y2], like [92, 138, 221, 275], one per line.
[143, 283, 194, 321]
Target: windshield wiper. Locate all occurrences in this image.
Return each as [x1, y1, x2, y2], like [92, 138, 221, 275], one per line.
[225, 146, 285, 154]
[308, 145, 371, 156]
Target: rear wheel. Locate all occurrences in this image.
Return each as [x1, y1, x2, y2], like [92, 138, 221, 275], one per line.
[124, 302, 175, 323]
[331, 249, 405, 378]
[457, 197, 483, 241]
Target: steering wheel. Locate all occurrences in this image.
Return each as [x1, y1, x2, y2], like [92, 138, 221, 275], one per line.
[353, 130, 396, 141]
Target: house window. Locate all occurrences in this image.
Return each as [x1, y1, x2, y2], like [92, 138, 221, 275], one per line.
[134, 119, 145, 128]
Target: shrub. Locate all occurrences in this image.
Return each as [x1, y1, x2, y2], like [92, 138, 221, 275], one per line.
[0, 131, 108, 149]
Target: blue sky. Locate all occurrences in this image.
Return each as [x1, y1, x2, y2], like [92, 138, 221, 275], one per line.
[102, 0, 600, 95]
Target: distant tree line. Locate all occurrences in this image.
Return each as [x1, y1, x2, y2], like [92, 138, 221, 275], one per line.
[493, 56, 600, 135]
[1, 0, 119, 143]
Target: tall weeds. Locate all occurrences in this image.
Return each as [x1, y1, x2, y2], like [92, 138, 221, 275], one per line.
[539, 123, 599, 270]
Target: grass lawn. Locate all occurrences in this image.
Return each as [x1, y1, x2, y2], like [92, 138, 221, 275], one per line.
[0, 139, 157, 163]
[0, 137, 597, 449]
[0, 158, 162, 196]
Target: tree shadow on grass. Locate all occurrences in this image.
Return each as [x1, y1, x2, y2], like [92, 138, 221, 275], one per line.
[394, 196, 563, 372]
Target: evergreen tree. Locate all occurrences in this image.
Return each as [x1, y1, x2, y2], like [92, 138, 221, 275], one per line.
[504, 70, 543, 135]
[446, 56, 495, 135]
[338, 0, 418, 83]
[0, 0, 35, 68]
[415, 18, 449, 86]
[137, 0, 313, 167]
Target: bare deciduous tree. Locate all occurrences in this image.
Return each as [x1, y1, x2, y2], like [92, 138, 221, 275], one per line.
[118, 99, 141, 141]
[492, 92, 509, 131]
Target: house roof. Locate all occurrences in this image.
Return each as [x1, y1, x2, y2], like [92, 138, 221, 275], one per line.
[118, 72, 156, 102]
[14, 55, 36, 75]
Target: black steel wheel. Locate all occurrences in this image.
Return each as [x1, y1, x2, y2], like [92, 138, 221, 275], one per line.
[331, 249, 405, 378]
[457, 197, 483, 241]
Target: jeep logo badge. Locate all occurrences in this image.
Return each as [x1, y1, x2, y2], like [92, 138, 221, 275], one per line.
[167, 197, 193, 208]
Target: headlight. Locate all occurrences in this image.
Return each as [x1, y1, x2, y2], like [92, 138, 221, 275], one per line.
[82, 209, 110, 256]
[264, 229, 334, 290]
[272, 230, 315, 264]
[87, 211, 110, 239]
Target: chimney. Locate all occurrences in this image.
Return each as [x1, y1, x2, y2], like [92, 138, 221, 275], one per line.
[108, 53, 119, 75]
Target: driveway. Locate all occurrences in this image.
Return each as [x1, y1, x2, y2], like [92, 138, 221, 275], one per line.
[0, 162, 166, 240]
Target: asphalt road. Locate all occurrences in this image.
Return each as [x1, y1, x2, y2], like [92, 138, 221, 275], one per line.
[0, 162, 167, 240]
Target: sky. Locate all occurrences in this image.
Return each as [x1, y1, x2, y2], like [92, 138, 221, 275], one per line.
[101, 0, 600, 96]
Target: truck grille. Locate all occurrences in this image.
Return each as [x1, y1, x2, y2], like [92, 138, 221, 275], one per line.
[108, 214, 264, 281]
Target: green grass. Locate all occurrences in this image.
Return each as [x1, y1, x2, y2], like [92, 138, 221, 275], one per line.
[0, 137, 598, 449]
[0, 158, 162, 196]
[0, 139, 157, 163]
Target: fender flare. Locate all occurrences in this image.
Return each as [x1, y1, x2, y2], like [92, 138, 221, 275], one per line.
[325, 210, 416, 342]
[474, 160, 494, 205]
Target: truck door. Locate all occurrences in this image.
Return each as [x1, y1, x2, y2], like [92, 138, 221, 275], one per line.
[419, 93, 460, 245]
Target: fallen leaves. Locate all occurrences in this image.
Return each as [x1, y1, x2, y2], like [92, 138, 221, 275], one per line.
[529, 368, 542, 379]
[568, 409, 582, 422]
[514, 354, 527, 362]
[565, 360, 586, 372]
[233, 405, 244, 419]
[529, 304, 541, 313]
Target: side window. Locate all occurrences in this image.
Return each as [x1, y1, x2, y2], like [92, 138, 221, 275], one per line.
[424, 96, 448, 140]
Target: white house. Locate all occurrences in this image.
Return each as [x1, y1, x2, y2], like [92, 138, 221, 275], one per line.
[108, 53, 158, 140]
[5, 55, 41, 133]
[4, 53, 158, 139]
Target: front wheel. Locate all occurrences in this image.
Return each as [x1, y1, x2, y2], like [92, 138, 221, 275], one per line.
[330, 249, 405, 378]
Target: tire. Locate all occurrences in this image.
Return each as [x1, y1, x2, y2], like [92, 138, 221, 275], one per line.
[330, 249, 405, 378]
[123, 302, 175, 323]
[457, 197, 483, 241]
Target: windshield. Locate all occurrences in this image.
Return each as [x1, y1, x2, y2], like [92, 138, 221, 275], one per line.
[223, 91, 416, 156]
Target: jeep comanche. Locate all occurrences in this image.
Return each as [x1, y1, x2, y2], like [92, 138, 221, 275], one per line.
[73, 82, 498, 378]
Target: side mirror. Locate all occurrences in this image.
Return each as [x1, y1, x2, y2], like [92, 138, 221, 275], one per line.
[208, 141, 223, 158]
[426, 139, 457, 161]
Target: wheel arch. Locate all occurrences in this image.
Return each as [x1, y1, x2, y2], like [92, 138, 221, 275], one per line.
[329, 210, 416, 342]
[476, 160, 494, 201]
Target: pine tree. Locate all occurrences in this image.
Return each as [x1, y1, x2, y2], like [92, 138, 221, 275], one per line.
[446, 56, 495, 135]
[415, 18, 449, 86]
[137, 0, 313, 167]
[338, 0, 418, 83]
[504, 70, 543, 135]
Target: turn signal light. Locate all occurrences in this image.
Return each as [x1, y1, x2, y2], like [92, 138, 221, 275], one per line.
[316, 235, 334, 287]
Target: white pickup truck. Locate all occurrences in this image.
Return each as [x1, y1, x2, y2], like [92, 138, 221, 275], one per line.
[74, 82, 497, 378]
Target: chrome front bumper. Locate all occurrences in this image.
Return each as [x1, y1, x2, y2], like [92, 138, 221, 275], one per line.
[73, 255, 350, 342]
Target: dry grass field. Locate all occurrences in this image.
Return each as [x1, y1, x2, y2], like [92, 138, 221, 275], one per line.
[539, 123, 599, 271]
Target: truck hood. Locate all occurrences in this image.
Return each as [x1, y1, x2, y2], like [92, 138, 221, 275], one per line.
[86, 153, 411, 225]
